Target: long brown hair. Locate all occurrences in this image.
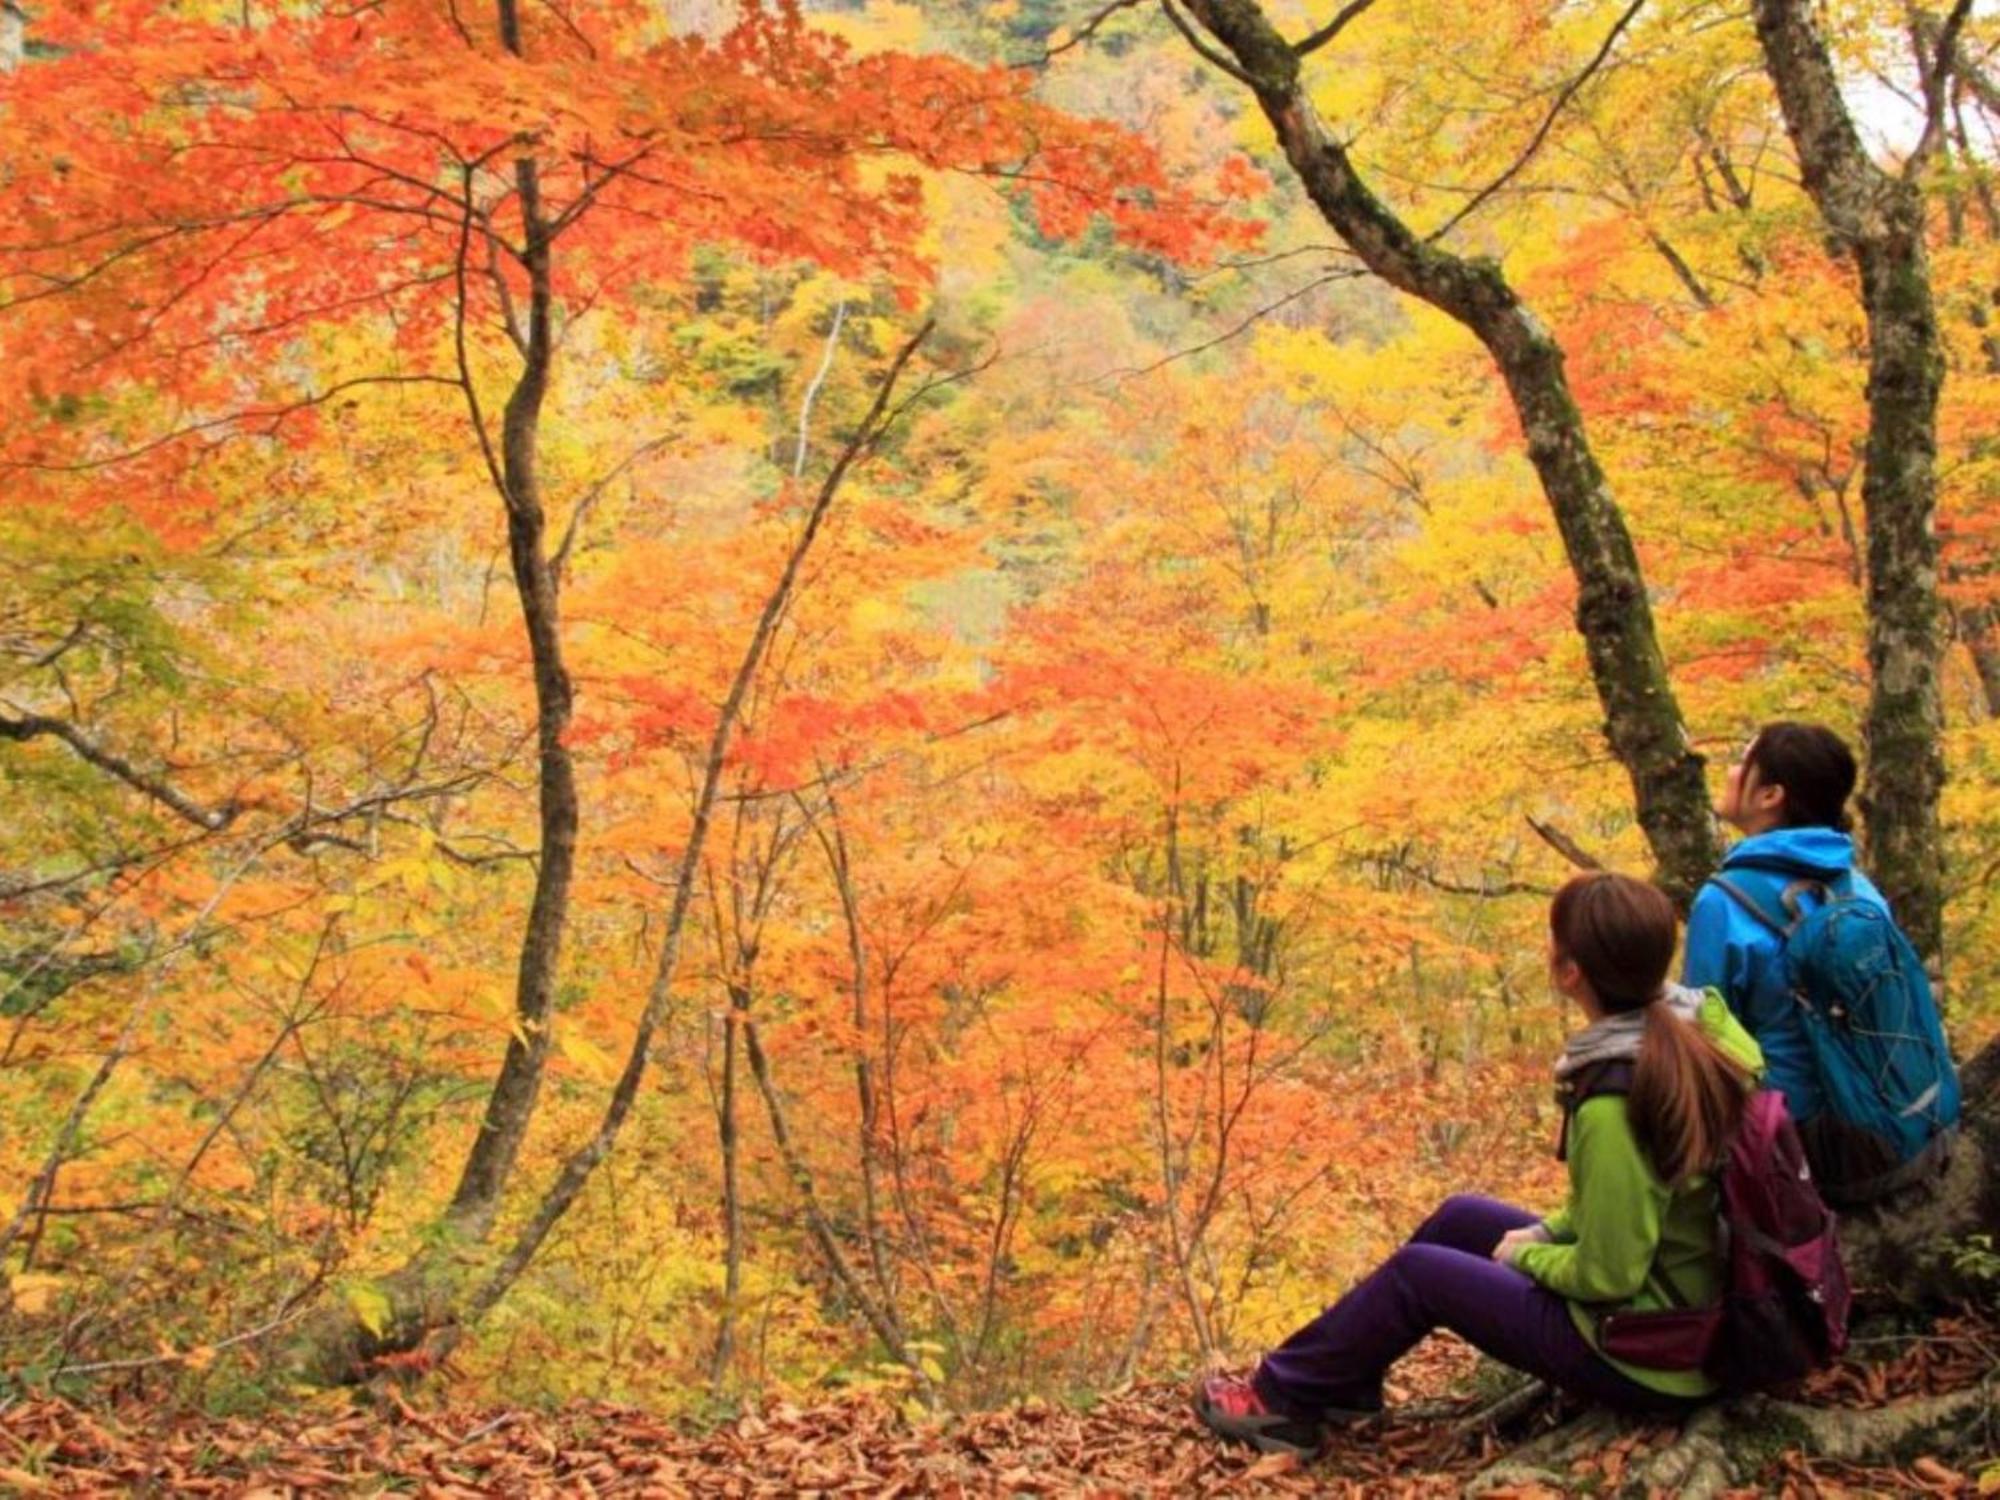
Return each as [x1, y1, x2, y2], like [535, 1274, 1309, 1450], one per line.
[1551, 873, 1750, 1185]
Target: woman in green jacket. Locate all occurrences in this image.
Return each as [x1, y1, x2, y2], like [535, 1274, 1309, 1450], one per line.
[1197, 872, 1762, 1456]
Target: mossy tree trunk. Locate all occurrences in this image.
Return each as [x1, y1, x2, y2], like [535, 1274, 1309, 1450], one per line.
[1174, 0, 1722, 908]
[1751, 0, 1951, 964]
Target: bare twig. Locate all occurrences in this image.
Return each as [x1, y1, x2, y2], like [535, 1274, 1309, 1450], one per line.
[1524, 815, 1605, 872]
[54, 1304, 315, 1377]
[1020, 0, 1147, 66]
[1427, 0, 1647, 242]
[1368, 848, 1556, 898]
[1293, 0, 1378, 57]
[1160, 0, 1257, 86]
[1097, 269, 1361, 382]
[0, 710, 238, 831]
[450, 165, 509, 509]
[551, 431, 676, 586]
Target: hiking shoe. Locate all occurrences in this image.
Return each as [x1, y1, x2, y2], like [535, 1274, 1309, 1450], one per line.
[1192, 1373, 1325, 1458]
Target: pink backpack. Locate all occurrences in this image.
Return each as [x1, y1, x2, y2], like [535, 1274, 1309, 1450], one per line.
[1564, 1070, 1850, 1391]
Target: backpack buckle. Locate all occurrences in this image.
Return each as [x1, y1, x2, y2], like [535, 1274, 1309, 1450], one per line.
[1779, 879, 1826, 924]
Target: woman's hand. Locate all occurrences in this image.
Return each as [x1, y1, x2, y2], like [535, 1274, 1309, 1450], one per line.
[1492, 1224, 1552, 1266]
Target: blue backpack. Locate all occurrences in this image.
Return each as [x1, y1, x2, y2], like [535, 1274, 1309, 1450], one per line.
[1714, 868, 1959, 1207]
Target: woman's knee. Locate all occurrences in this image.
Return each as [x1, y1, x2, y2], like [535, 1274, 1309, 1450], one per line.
[1382, 1242, 1470, 1300]
[1413, 1193, 1512, 1251]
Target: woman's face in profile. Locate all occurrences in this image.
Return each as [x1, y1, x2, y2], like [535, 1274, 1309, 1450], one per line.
[1716, 736, 1773, 832]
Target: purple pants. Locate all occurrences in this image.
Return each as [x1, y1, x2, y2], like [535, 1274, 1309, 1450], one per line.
[1253, 1194, 1696, 1418]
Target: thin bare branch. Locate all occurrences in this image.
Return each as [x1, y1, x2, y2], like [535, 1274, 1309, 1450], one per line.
[0, 710, 238, 830]
[1427, 0, 1648, 243]
[3, 375, 458, 475]
[1024, 0, 1148, 67]
[451, 166, 510, 509]
[1366, 848, 1556, 898]
[1097, 269, 1360, 382]
[1910, 0, 1977, 174]
[1525, 814, 1605, 872]
[1160, 0, 1258, 86]
[54, 1305, 315, 1377]
[1293, 0, 1379, 57]
[551, 432, 676, 587]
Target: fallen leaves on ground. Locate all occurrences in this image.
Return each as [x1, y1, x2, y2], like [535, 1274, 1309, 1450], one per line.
[0, 1380, 1505, 1497]
[0, 1313, 1993, 1495]
[1799, 1314, 1999, 1410]
[0, 1333, 1499, 1498]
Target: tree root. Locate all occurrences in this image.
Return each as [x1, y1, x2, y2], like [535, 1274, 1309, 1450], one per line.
[1622, 1404, 1734, 1499]
[1450, 1377, 1552, 1439]
[1463, 1406, 1622, 1495]
[277, 1261, 464, 1386]
[1466, 1379, 2000, 1498]
[1740, 1382, 1999, 1464]
[1398, 1375, 1554, 1435]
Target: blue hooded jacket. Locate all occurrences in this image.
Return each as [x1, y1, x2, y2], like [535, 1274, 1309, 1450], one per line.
[1681, 826, 1888, 1124]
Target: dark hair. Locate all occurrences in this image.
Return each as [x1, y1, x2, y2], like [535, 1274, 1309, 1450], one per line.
[1744, 721, 1857, 833]
[1550, 873, 1749, 1184]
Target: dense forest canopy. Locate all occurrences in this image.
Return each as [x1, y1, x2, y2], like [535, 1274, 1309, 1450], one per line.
[2, 0, 1997, 1425]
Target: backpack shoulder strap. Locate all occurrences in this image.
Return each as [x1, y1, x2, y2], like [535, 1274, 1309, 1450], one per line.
[1554, 1059, 1635, 1161]
[1711, 874, 1791, 937]
[1571, 1058, 1637, 1100]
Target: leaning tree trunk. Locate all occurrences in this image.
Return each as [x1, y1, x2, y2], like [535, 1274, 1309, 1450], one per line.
[1750, 1, 1998, 1303]
[1176, 0, 1721, 908]
[1751, 0, 1949, 964]
[286, 319, 938, 1385]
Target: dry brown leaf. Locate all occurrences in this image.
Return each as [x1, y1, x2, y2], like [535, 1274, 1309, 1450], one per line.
[1242, 1450, 1301, 1481]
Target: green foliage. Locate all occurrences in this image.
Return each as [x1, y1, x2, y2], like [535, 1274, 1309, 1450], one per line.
[1949, 1233, 2000, 1302]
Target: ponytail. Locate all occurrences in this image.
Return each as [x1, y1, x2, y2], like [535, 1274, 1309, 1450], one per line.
[1629, 1002, 1752, 1185]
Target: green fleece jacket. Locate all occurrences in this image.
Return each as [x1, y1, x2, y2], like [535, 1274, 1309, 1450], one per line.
[1512, 991, 1763, 1398]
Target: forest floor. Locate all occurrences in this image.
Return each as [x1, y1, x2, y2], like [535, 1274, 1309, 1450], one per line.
[0, 1313, 1993, 1497]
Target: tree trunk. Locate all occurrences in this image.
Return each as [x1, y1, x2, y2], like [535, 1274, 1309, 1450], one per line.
[708, 1012, 743, 1393]
[1750, 0, 1949, 963]
[284, 0, 580, 1376]
[1955, 600, 2000, 718]
[1176, 0, 1721, 908]
[0, 2, 21, 75]
[807, 794, 898, 1312]
[443, 0, 580, 1238]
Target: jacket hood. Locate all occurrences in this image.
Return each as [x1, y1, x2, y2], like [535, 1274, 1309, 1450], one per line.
[1719, 826, 1856, 879]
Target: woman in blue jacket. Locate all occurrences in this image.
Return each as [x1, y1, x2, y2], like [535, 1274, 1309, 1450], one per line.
[1681, 721, 1881, 1129]
[1683, 721, 1957, 1203]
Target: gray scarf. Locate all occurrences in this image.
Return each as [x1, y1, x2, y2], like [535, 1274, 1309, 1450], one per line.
[1553, 981, 1704, 1082]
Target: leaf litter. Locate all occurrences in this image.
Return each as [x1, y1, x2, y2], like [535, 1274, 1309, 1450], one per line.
[0, 1313, 1992, 1495]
